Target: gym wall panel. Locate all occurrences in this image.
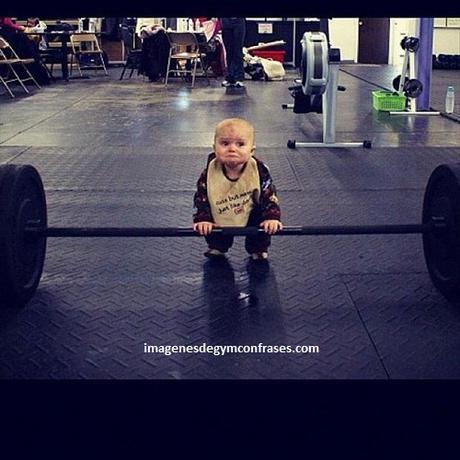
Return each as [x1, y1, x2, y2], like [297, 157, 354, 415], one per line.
[433, 28, 460, 55]
[329, 18, 359, 63]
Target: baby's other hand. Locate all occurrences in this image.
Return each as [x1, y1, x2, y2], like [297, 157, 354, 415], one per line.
[193, 221, 215, 236]
[260, 220, 283, 235]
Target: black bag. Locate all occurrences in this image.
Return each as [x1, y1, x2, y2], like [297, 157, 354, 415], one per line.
[244, 62, 264, 81]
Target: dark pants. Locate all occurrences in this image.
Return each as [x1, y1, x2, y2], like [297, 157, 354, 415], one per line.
[205, 209, 270, 254]
[221, 18, 246, 83]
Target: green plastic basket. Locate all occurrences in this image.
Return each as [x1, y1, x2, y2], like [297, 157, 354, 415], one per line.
[372, 91, 406, 112]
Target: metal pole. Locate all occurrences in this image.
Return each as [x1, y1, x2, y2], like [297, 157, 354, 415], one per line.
[323, 61, 339, 143]
[23, 224, 439, 238]
[416, 18, 434, 111]
[292, 18, 296, 67]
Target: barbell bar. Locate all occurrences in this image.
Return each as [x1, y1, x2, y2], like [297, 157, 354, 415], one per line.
[1, 163, 460, 307]
[25, 223, 442, 238]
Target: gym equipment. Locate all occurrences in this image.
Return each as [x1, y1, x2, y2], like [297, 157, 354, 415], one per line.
[283, 32, 371, 149]
[436, 54, 460, 70]
[0, 164, 47, 306]
[300, 32, 329, 96]
[400, 37, 420, 52]
[390, 36, 440, 117]
[392, 75, 423, 99]
[1, 163, 460, 307]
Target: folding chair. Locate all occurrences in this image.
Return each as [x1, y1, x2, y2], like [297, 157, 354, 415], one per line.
[0, 36, 41, 98]
[70, 33, 108, 77]
[165, 32, 209, 88]
[39, 48, 60, 80]
[39, 33, 64, 80]
[119, 49, 143, 80]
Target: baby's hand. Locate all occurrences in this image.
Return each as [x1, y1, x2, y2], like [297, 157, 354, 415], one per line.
[193, 221, 215, 236]
[260, 220, 283, 235]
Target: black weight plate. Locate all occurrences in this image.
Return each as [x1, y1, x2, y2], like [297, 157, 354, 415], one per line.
[422, 164, 460, 302]
[400, 36, 419, 52]
[403, 78, 423, 98]
[0, 164, 47, 307]
[400, 37, 408, 51]
[392, 75, 408, 92]
[406, 37, 420, 52]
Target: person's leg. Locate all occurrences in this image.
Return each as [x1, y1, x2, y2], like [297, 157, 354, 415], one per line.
[227, 27, 239, 83]
[221, 26, 235, 83]
[205, 233, 234, 255]
[245, 209, 271, 256]
[232, 19, 246, 83]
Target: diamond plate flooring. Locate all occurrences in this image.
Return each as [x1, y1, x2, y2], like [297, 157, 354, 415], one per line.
[0, 65, 459, 379]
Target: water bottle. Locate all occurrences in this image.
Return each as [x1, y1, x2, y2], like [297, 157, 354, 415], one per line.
[445, 86, 455, 114]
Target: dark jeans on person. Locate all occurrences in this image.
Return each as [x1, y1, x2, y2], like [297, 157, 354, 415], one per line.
[221, 18, 246, 83]
[205, 208, 271, 254]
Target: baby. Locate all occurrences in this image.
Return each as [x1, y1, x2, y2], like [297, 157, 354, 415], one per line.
[193, 118, 282, 260]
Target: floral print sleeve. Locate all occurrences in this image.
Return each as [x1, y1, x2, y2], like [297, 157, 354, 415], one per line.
[193, 168, 213, 223]
[257, 160, 281, 221]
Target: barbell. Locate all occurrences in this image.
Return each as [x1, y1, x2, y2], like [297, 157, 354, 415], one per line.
[1, 163, 460, 307]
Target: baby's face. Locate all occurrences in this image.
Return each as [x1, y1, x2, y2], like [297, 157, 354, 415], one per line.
[213, 124, 254, 169]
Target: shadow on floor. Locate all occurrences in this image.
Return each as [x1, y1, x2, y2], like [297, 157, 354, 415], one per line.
[202, 257, 286, 346]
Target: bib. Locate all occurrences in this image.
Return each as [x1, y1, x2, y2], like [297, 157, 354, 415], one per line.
[207, 158, 260, 226]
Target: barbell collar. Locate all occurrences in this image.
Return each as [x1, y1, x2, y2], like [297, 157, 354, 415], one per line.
[24, 222, 444, 238]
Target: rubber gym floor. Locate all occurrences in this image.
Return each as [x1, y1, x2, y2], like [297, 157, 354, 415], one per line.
[0, 64, 459, 379]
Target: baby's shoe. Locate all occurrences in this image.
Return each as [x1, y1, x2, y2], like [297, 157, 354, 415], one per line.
[250, 251, 268, 261]
[204, 248, 226, 258]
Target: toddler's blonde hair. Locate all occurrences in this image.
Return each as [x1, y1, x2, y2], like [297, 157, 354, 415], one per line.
[214, 118, 255, 145]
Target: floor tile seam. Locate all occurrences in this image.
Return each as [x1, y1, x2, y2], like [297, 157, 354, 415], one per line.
[336, 271, 427, 277]
[40, 187, 426, 194]
[283, 151, 307, 191]
[286, 147, 460, 155]
[440, 112, 460, 124]
[43, 188, 199, 193]
[0, 93, 92, 146]
[284, 187, 427, 193]
[9, 146, 460, 152]
[40, 188, 426, 196]
[2, 146, 33, 163]
[6, 146, 460, 154]
[340, 275, 392, 379]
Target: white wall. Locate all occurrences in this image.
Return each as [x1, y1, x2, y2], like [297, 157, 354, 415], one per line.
[328, 18, 359, 62]
[433, 28, 460, 55]
[327, 18, 459, 65]
[388, 18, 417, 66]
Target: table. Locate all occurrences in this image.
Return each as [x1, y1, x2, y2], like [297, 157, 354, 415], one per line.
[25, 31, 102, 81]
